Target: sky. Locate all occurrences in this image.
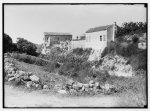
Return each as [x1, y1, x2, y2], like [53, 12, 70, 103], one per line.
[4, 4, 146, 44]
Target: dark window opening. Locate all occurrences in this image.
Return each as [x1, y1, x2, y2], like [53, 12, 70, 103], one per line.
[100, 36, 102, 41]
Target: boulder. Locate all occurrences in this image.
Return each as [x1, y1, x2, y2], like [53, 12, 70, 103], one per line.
[54, 84, 63, 90]
[35, 84, 39, 88]
[72, 84, 78, 90]
[95, 82, 100, 89]
[76, 82, 83, 89]
[22, 75, 30, 81]
[18, 71, 26, 76]
[7, 74, 14, 78]
[26, 81, 33, 88]
[27, 72, 33, 76]
[14, 73, 21, 78]
[69, 89, 77, 94]
[67, 79, 74, 86]
[30, 75, 40, 82]
[83, 84, 89, 88]
[11, 71, 16, 75]
[58, 90, 67, 94]
[89, 80, 95, 84]
[89, 83, 94, 88]
[43, 85, 49, 89]
[8, 77, 15, 81]
[81, 86, 85, 91]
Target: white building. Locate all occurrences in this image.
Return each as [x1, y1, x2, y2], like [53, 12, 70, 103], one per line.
[85, 23, 116, 52]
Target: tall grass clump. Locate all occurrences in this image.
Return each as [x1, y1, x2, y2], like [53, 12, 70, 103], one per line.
[11, 53, 49, 66]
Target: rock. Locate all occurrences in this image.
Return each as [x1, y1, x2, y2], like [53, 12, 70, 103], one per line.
[84, 87, 89, 92]
[9, 67, 16, 72]
[81, 86, 85, 91]
[58, 90, 67, 94]
[72, 84, 78, 90]
[9, 63, 14, 66]
[8, 77, 15, 81]
[43, 85, 49, 89]
[69, 89, 77, 94]
[65, 84, 72, 90]
[67, 79, 74, 86]
[32, 82, 36, 87]
[77, 82, 83, 87]
[54, 84, 63, 90]
[83, 84, 89, 88]
[11, 71, 16, 75]
[27, 72, 33, 76]
[95, 82, 100, 89]
[89, 83, 94, 88]
[102, 83, 112, 91]
[18, 71, 26, 76]
[89, 80, 95, 84]
[22, 75, 30, 81]
[30, 75, 40, 82]
[14, 73, 21, 78]
[35, 84, 39, 88]
[7, 74, 14, 78]
[26, 81, 32, 88]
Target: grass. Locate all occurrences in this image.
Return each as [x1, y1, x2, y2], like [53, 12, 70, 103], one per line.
[106, 74, 146, 107]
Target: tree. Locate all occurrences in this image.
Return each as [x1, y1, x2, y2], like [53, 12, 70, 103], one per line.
[116, 22, 147, 37]
[16, 38, 38, 56]
[4, 33, 13, 53]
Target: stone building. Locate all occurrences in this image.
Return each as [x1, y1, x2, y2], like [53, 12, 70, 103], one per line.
[41, 32, 72, 54]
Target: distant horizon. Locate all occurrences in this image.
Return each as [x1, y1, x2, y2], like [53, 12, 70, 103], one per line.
[4, 4, 146, 44]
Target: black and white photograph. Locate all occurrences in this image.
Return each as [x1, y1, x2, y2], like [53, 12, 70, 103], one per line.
[3, 3, 147, 108]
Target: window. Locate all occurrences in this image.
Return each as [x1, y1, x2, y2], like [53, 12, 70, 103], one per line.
[100, 36, 102, 41]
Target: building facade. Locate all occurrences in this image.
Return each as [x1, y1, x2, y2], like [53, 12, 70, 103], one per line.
[85, 23, 116, 52]
[41, 32, 72, 54]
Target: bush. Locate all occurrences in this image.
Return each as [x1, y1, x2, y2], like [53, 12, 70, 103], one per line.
[16, 38, 39, 56]
[72, 48, 92, 56]
[101, 41, 140, 58]
[128, 50, 147, 70]
[116, 22, 147, 37]
[11, 53, 49, 66]
[44, 49, 93, 83]
[4, 33, 13, 53]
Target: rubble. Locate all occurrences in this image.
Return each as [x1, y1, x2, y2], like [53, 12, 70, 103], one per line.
[99, 55, 133, 77]
[4, 55, 47, 90]
[4, 54, 117, 96]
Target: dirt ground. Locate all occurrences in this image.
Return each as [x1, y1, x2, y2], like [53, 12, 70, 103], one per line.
[4, 84, 138, 107]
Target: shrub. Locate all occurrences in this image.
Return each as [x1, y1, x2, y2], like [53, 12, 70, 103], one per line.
[101, 41, 140, 58]
[72, 48, 92, 56]
[11, 53, 49, 66]
[128, 49, 147, 70]
[116, 22, 147, 37]
[4, 33, 13, 53]
[16, 38, 39, 56]
[44, 50, 93, 83]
